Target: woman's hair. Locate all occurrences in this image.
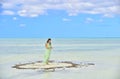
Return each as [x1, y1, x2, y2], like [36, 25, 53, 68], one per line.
[47, 38, 51, 43]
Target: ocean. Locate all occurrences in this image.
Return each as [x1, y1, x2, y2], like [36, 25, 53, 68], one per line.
[0, 38, 120, 79]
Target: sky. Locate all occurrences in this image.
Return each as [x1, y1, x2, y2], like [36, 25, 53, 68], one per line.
[0, 0, 120, 38]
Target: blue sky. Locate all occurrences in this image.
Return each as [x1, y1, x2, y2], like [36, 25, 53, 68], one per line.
[0, 0, 120, 38]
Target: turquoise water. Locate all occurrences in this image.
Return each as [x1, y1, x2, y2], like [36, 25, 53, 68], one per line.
[0, 38, 120, 54]
[0, 38, 120, 79]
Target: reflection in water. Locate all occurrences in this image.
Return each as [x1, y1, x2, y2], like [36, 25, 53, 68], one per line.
[42, 72, 52, 79]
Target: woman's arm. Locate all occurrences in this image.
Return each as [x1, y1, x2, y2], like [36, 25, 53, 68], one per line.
[45, 43, 52, 49]
[45, 43, 49, 49]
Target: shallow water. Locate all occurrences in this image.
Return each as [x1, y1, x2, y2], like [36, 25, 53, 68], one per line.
[0, 38, 120, 79]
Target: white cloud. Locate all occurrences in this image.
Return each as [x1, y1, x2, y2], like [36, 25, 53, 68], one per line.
[103, 14, 114, 18]
[85, 18, 105, 23]
[1, 0, 120, 17]
[85, 18, 94, 23]
[17, 5, 46, 17]
[2, 2, 14, 9]
[62, 18, 71, 22]
[1, 10, 14, 15]
[13, 17, 17, 20]
[20, 24, 26, 27]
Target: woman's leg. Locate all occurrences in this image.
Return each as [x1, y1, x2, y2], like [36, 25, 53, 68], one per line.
[43, 49, 51, 64]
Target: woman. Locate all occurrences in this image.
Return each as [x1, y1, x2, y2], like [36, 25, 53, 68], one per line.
[43, 38, 52, 64]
